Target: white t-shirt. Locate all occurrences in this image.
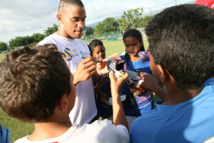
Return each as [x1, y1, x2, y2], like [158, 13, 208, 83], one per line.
[15, 120, 129, 143]
[37, 33, 97, 125]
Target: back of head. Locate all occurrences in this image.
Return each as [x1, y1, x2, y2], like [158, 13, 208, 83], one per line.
[58, 0, 84, 13]
[0, 44, 71, 122]
[88, 39, 104, 53]
[146, 4, 214, 89]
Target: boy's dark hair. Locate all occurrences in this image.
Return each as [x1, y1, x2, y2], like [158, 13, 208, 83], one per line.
[58, 0, 84, 12]
[88, 39, 105, 55]
[123, 29, 145, 64]
[145, 4, 214, 89]
[0, 44, 71, 122]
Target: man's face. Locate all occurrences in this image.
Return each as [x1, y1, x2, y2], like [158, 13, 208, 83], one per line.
[59, 4, 86, 39]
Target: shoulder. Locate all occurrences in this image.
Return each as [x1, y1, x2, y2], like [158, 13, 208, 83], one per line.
[14, 136, 29, 143]
[37, 33, 58, 46]
[77, 119, 129, 143]
[120, 55, 125, 60]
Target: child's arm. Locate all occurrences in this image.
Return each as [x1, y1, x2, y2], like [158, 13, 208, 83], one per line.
[109, 71, 129, 130]
[93, 73, 110, 94]
[138, 72, 167, 101]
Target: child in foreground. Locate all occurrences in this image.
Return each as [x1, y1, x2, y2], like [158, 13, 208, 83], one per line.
[130, 4, 214, 143]
[0, 44, 129, 143]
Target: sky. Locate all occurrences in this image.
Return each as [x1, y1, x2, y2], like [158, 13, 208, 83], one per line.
[0, 0, 194, 43]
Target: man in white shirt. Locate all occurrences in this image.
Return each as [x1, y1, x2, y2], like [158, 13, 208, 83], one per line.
[38, 0, 97, 125]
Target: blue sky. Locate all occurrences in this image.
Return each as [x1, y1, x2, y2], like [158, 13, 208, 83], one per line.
[0, 0, 194, 43]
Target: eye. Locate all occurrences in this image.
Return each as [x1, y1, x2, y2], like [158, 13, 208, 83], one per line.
[72, 18, 79, 22]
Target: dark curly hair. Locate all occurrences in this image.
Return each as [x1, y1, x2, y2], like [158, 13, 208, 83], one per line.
[0, 44, 71, 122]
[145, 4, 214, 89]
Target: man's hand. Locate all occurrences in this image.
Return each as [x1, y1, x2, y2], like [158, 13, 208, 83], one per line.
[73, 57, 96, 85]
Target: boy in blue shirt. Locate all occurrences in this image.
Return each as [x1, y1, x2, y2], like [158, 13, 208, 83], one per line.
[130, 4, 214, 143]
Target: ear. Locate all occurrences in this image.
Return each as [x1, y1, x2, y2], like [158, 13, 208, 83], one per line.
[156, 65, 169, 83]
[58, 94, 69, 112]
[57, 13, 63, 23]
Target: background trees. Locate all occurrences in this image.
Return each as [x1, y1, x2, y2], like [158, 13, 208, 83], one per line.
[94, 17, 118, 34]
[0, 42, 7, 52]
[117, 8, 144, 32]
[4, 7, 153, 49]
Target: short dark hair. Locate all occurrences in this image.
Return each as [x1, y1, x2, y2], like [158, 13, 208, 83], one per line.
[146, 4, 214, 89]
[0, 44, 71, 122]
[123, 29, 145, 64]
[88, 39, 105, 55]
[58, 0, 84, 13]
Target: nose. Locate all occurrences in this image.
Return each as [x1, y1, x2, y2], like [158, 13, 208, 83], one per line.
[78, 20, 85, 29]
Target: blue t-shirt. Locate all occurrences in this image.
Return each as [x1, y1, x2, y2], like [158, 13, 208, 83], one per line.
[93, 74, 112, 118]
[120, 55, 154, 117]
[130, 78, 214, 143]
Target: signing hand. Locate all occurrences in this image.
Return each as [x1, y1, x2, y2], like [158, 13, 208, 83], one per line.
[73, 57, 96, 85]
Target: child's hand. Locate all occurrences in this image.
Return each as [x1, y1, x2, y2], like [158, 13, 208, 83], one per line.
[96, 53, 119, 75]
[137, 71, 162, 91]
[109, 71, 129, 92]
[138, 71, 167, 101]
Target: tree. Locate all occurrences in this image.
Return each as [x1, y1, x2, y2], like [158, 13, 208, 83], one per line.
[0, 42, 7, 51]
[32, 33, 45, 42]
[94, 17, 118, 34]
[83, 26, 94, 36]
[142, 16, 154, 27]
[44, 24, 58, 36]
[117, 8, 144, 32]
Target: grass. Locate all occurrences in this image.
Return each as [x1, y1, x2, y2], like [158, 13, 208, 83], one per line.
[0, 40, 151, 142]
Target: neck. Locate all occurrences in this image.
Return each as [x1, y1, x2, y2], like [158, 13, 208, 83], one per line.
[28, 122, 72, 141]
[57, 25, 73, 39]
[130, 56, 141, 62]
[164, 86, 203, 105]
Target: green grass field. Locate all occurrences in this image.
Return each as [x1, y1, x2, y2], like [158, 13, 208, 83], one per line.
[0, 40, 150, 142]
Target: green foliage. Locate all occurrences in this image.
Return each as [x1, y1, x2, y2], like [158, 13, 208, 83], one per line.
[8, 33, 45, 50]
[117, 8, 144, 31]
[0, 42, 7, 51]
[83, 26, 94, 36]
[117, 8, 153, 32]
[95, 17, 118, 34]
[32, 33, 45, 42]
[44, 24, 58, 36]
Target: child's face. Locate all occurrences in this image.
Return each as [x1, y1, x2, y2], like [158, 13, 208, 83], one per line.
[92, 45, 106, 60]
[124, 36, 142, 57]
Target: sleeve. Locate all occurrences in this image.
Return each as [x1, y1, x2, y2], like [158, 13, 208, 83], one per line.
[90, 119, 130, 143]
